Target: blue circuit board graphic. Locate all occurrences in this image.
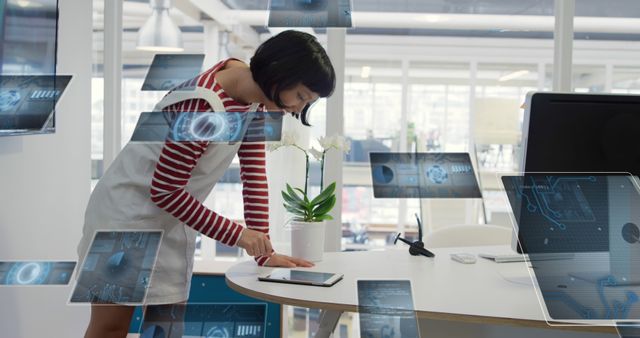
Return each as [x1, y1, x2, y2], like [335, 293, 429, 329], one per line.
[501, 174, 612, 253]
[0, 261, 76, 285]
[140, 303, 266, 338]
[508, 175, 597, 230]
[70, 231, 162, 304]
[370, 152, 482, 198]
[268, 0, 352, 28]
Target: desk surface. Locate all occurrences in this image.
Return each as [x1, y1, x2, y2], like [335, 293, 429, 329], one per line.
[225, 245, 615, 333]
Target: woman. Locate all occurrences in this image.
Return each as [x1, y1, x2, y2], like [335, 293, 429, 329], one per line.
[78, 30, 336, 338]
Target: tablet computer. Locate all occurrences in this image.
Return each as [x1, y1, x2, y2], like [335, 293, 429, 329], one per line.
[258, 269, 343, 287]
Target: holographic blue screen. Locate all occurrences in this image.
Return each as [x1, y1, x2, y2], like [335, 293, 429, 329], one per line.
[0, 75, 72, 136]
[268, 0, 352, 28]
[141, 54, 205, 91]
[130, 111, 283, 144]
[369, 152, 482, 198]
[140, 303, 267, 338]
[0, 261, 75, 285]
[503, 174, 640, 322]
[70, 231, 162, 304]
[357, 280, 419, 338]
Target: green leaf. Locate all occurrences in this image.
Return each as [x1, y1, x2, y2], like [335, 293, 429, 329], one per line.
[281, 190, 303, 207]
[313, 214, 333, 221]
[286, 184, 306, 205]
[310, 182, 336, 206]
[312, 195, 336, 217]
[283, 200, 307, 214]
[284, 205, 306, 216]
[294, 187, 310, 204]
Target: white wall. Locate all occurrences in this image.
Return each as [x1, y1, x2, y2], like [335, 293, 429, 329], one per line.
[0, 0, 93, 336]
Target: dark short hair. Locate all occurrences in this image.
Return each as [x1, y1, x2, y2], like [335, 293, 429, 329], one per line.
[250, 30, 336, 126]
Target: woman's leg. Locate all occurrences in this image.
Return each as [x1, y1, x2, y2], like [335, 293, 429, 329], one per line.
[84, 304, 135, 338]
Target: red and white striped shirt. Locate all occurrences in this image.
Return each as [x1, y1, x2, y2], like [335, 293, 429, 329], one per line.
[149, 59, 272, 266]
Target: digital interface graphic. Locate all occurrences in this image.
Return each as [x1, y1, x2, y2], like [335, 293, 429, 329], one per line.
[130, 111, 283, 143]
[369, 152, 482, 198]
[141, 54, 205, 91]
[268, 0, 353, 28]
[357, 280, 419, 338]
[502, 174, 613, 253]
[0, 75, 72, 135]
[502, 174, 640, 322]
[140, 303, 267, 338]
[70, 231, 162, 304]
[0, 261, 75, 285]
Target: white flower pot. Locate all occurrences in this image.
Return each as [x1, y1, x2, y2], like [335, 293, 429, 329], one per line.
[290, 220, 326, 262]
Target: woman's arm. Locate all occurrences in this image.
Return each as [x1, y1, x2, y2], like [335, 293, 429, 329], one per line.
[149, 139, 246, 246]
[238, 142, 273, 265]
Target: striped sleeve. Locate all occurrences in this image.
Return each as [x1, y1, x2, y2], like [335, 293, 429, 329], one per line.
[149, 137, 245, 247]
[238, 142, 273, 266]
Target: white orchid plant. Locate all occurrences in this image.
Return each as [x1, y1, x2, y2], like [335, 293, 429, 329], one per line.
[269, 132, 351, 223]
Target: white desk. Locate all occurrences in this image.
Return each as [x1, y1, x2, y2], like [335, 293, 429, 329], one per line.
[225, 246, 618, 338]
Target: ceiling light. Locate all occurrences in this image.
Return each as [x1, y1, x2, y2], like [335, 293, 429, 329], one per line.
[137, 0, 184, 52]
[414, 14, 447, 23]
[361, 66, 371, 79]
[498, 70, 530, 82]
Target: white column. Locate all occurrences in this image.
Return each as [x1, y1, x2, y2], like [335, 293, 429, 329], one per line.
[103, 0, 123, 169]
[397, 59, 410, 235]
[324, 29, 346, 252]
[202, 21, 220, 69]
[553, 0, 575, 92]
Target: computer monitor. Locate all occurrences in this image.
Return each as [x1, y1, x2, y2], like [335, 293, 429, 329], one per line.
[515, 92, 640, 255]
[522, 92, 640, 177]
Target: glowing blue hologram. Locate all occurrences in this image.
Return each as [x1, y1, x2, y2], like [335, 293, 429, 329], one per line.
[0, 261, 76, 285]
[130, 111, 284, 144]
[140, 303, 266, 338]
[0, 90, 21, 111]
[503, 174, 640, 322]
[0, 75, 72, 136]
[172, 112, 246, 143]
[141, 54, 205, 91]
[357, 280, 419, 338]
[369, 152, 482, 199]
[426, 164, 448, 184]
[70, 231, 162, 304]
[268, 0, 352, 28]
[502, 174, 613, 253]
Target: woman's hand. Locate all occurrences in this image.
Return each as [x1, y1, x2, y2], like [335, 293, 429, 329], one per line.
[265, 253, 314, 268]
[237, 229, 273, 257]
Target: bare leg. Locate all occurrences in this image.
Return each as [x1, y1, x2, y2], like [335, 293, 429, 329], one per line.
[84, 305, 135, 338]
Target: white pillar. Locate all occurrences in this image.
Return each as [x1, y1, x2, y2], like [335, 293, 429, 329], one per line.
[397, 59, 410, 235]
[202, 21, 220, 69]
[103, 0, 123, 169]
[553, 0, 575, 92]
[324, 28, 346, 252]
